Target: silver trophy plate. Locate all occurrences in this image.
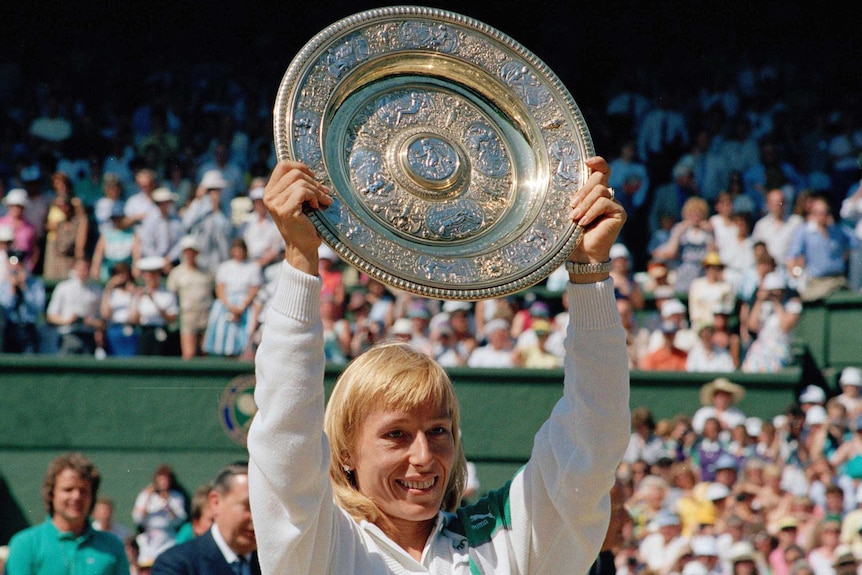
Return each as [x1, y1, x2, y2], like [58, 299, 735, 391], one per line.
[274, 6, 592, 300]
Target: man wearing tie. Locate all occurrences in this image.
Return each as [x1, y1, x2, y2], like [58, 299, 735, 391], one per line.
[152, 462, 258, 575]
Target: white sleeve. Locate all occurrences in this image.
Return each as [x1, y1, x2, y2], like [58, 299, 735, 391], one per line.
[247, 262, 337, 575]
[510, 278, 630, 574]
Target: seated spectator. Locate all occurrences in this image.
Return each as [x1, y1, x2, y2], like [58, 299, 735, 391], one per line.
[647, 297, 696, 354]
[786, 194, 855, 302]
[654, 197, 716, 293]
[0, 249, 45, 353]
[511, 318, 561, 368]
[624, 407, 667, 466]
[617, 296, 651, 368]
[721, 209, 757, 293]
[90, 202, 139, 282]
[467, 317, 514, 368]
[610, 243, 645, 309]
[132, 463, 188, 565]
[93, 173, 125, 237]
[740, 272, 802, 373]
[751, 188, 804, 269]
[686, 322, 735, 373]
[835, 367, 862, 419]
[46, 258, 104, 355]
[639, 320, 688, 371]
[692, 378, 747, 436]
[711, 305, 742, 369]
[688, 251, 736, 328]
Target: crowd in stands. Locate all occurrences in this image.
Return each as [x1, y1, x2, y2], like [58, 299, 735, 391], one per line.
[1, 48, 861, 368]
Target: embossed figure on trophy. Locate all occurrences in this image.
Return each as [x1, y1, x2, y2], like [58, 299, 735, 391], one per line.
[466, 123, 509, 177]
[325, 35, 370, 78]
[418, 257, 463, 282]
[549, 140, 581, 188]
[377, 92, 430, 126]
[294, 110, 322, 165]
[398, 22, 458, 52]
[500, 61, 551, 108]
[427, 201, 484, 239]
[350, 149, 393, 198]
[407, 138, 458, 181]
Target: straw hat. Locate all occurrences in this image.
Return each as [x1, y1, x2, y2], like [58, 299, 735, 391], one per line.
[699, 377, 745, 406]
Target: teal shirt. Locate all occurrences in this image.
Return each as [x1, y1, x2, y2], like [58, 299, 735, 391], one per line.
[6, 518, 129, 575]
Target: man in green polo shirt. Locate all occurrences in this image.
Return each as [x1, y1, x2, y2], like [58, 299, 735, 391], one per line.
[6, 452, 129, 575]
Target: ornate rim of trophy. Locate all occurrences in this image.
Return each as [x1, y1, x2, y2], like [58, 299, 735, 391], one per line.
[274, 6, 593, 300]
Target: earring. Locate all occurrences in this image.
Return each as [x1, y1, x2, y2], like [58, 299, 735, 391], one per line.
[342, 464, 351, 472]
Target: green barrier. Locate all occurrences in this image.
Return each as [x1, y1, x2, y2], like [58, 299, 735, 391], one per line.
[0, 355, 801, 543]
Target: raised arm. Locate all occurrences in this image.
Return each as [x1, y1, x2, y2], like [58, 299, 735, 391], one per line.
[247, 161, 335, 575]
[509, 157, 630, 573]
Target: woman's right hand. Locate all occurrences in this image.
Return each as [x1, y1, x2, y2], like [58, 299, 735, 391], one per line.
[264, 161, 333, 275]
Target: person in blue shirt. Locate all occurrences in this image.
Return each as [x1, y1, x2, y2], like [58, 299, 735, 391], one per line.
[786, 194, 856, 301]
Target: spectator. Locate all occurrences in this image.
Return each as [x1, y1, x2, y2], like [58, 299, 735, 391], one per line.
[686, 323, 735, 373]
[692, 378, 747, 436]
[624, 407, 667, 467]
[751, 188, 804, 269]
[786, 194, 855, 302]
[839, 178, 862, 291]
[90, 202, 139, 282]
[183, 170, 233, 275]
[93, 172, 125, 237]
[610, 243, 645, 310]
[0, 188, 37, 270]
[100, 262, 139, 357]
[242, 185, 283, 270]
[132, 464, 188, 566]
[511, 318, 560, 368]
[688, 251, 735, 329]
[92, 496, 134, 542]
[203, 238, 260, 358]
[740, 272, 802, 373]
[5, 453, 129, 574]
[835, 368, 862, 419]
[137, 187, 184, 264]
[654, 197, 716, 293]
[174, 482, 216, 544]
[617, 296, 651, 369]
[166, 236, 214, 360]
[467, 317, 514, 368]
[151, 462, 257, 574]
[125, 168, 160, 228]
[0, 250, 45, 353]
[46, 257, 104, 355]
[130, 256, 179, 356]
[42, 194, 88, 282]
[649, 157, 698, 235]
[639, 320, 688, 371]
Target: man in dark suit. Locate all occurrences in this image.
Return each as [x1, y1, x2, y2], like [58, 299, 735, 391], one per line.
[152, 462, 259, 575]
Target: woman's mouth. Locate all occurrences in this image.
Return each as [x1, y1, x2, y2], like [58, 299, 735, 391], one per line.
[398, 477, 437, 491]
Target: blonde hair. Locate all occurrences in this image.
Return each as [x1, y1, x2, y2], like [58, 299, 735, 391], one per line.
[682, 197, 709, 220]
[323, 341, 467, 523]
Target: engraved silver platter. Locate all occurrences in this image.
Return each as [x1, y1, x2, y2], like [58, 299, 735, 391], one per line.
[274, 6, 593, 300]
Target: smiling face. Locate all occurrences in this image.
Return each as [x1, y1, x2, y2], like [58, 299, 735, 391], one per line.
[52, 468, 93, 533]
[325, 342, 466, 543]
[350, 400, 455, 534]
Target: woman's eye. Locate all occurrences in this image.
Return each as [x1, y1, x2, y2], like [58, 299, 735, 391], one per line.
[385, 430, 405, 439]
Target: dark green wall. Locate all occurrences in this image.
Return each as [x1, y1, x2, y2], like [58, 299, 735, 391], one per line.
[0, 353, 803, 543]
